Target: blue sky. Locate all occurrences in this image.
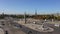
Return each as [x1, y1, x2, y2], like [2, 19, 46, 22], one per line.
[0, 0, 60, 14]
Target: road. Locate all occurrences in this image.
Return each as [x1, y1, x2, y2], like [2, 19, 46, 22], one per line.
[0, 19, 26, 34]
[18, 21, 60, 34]
[1, 18, 60, 34]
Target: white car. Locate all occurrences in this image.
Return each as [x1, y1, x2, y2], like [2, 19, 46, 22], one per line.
[54, 24, 60, 27]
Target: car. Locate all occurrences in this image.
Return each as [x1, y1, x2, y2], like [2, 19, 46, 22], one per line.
[54, 24, 60, 27]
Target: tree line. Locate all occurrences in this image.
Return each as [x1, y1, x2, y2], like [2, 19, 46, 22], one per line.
[0, 14, 60, 20]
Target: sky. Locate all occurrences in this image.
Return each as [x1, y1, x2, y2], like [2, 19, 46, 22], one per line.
[0, 0, 60, 14]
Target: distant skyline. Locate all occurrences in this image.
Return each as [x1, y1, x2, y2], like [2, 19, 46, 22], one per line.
[0, 0, 60, 14]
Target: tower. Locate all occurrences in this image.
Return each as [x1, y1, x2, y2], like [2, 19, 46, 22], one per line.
[24, 12, 26, 24]
[35, 10, 37, 16]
